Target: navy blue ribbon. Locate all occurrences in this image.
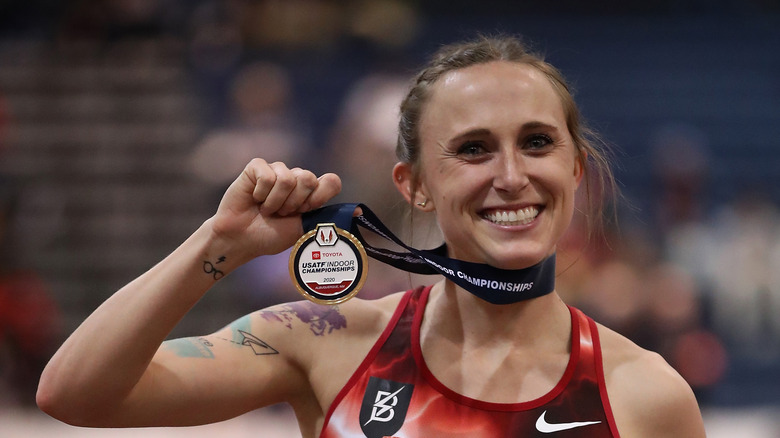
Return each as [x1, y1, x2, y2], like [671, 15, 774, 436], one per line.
[301, 203, 556, 305]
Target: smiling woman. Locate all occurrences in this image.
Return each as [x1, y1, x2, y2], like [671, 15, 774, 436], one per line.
[395, 37, 615, 249]
[394, 61, 584, 269]
[36, 35, 705, 438]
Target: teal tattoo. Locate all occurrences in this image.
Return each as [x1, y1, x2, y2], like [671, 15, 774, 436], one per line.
[163, 337, 215, 359]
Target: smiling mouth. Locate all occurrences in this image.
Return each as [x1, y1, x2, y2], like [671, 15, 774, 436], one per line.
[483, 206, 540, 226]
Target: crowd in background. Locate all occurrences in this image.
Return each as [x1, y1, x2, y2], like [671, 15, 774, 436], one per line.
[1, 0, 779, 418]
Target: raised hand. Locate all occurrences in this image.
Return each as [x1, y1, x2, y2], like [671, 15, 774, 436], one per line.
[211, 159, 342, 261]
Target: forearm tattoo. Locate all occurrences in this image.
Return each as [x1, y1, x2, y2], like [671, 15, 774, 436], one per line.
[203, 255, 226, 280]
[259, 301, 347, 336]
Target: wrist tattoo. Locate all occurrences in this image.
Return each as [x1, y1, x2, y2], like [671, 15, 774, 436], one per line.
[203, 255, 226, 280]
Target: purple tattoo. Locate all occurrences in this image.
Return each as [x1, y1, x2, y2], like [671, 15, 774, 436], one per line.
[260, 302, 347, 336]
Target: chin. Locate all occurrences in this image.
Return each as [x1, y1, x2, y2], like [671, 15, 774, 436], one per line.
[486, 240, 554, 268]
[487, 252, 552, 270]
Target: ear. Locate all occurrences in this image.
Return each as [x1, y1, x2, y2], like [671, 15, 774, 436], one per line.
[392, 162, 433, 211]
[574, 150, 586, 189]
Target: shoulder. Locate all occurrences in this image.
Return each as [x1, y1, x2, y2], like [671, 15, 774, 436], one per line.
[255, 291, 409, 413]
[596, 324, 706, 438]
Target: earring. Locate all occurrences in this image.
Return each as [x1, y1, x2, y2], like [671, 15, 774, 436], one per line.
[416, 200, 427, 207]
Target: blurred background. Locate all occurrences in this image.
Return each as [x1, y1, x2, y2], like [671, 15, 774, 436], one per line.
[1, 0, 779, 436]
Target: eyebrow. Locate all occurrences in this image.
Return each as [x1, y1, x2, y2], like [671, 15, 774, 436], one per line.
[520, 121, 560, 132]
[449, 121, 561, 143]
[450, 128, 491, 142]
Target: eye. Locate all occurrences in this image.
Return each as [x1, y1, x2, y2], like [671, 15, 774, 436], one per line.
[524, 134, 554, 151]
[457, 141, 487, 156]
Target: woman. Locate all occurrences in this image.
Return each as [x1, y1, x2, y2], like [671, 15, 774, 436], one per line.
[37, 36, 706, 437]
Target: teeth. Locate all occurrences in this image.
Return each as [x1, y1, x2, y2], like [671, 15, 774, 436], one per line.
[484, 206, 539, 226]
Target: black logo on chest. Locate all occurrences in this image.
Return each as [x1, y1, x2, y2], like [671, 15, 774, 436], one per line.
[359, 376, 414, 438]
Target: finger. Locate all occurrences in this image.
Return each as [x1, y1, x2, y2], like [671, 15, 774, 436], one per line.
[276, 168, 318, 216]
[246, 159, 276, 203]
[298, 172, 342, 212]
[259, 162, 296, 214]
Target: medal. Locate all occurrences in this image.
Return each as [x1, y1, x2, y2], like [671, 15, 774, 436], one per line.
[289, 222, 368, 305]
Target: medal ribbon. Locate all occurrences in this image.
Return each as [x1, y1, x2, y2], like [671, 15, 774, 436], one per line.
[302, 203, 555, 305]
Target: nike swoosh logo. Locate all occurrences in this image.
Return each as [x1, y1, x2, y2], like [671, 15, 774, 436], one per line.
[535, 410, 601, 433]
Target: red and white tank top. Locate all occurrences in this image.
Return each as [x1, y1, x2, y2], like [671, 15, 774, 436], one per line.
[319, 286, 621, 437]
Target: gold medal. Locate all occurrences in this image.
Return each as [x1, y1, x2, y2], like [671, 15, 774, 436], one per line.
[289, 223, 368, 305]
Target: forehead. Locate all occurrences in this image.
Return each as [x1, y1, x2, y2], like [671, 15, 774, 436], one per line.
[421, 61, 567, 136]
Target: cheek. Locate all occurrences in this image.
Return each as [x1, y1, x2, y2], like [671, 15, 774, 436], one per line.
[539, 161, 579, 227]
[419, 164, 468, 206]
[557, 180, 578, 233]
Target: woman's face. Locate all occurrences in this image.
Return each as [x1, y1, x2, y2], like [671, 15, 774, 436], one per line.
[399, 61, 583, 269]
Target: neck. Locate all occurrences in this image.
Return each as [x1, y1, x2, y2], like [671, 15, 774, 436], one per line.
[425, 280, 572, 350]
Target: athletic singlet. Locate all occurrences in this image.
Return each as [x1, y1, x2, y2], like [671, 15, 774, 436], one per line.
[319, 285, 621, 438]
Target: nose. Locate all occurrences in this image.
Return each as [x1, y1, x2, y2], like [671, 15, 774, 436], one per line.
[493, 149, 530, 194]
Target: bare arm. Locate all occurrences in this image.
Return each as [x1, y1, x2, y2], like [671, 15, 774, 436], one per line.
[601, 327, 706, 437]
[36, 159, 341, 426]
